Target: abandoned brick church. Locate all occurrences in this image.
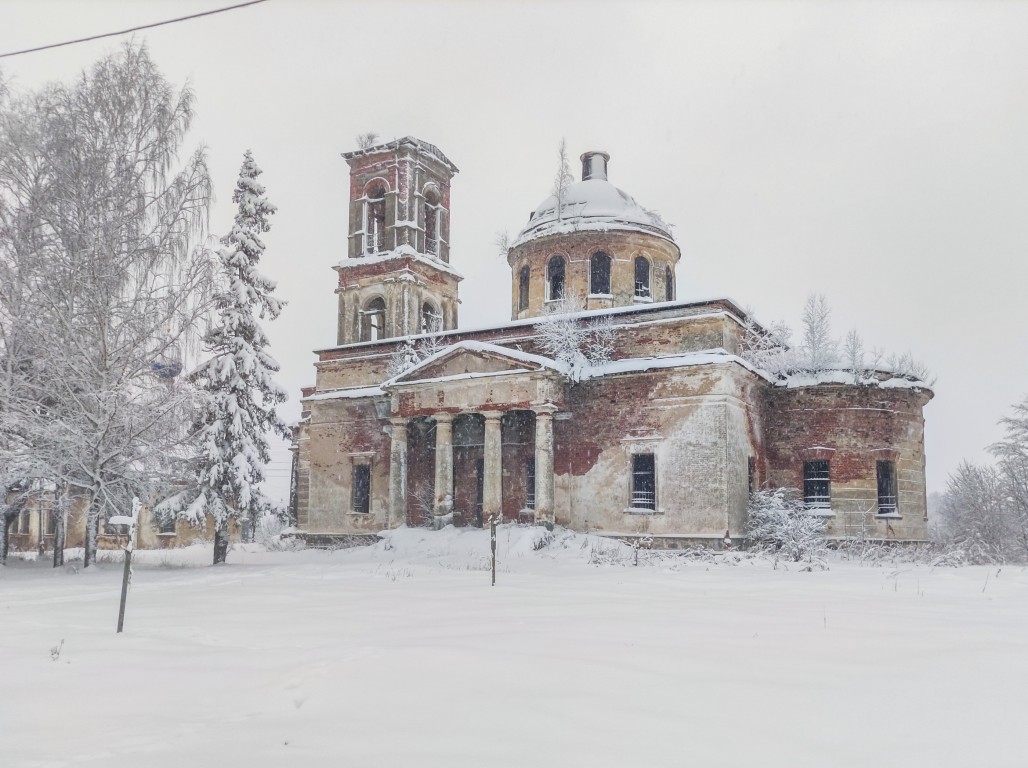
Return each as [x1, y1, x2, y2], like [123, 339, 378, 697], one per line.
[291, 137, 933, 545]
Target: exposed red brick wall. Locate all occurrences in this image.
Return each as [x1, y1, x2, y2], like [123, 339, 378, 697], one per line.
[764, 384, 932, 537]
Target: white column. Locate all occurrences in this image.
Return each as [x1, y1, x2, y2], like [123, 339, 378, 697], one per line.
[483, 411, 503, 522]
[534, 408, 555, 527]
[433, 414, 454, 516]
[388, 419, 408, 528]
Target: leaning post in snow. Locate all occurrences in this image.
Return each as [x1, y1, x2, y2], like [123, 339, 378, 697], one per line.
[113, 499, 141, 634]
[490, 515, 497, 587]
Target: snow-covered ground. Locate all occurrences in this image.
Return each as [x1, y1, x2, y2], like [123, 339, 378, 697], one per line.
[2, 526, 1026, 767]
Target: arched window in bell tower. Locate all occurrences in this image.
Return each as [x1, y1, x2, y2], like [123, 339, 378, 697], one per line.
[421, 301, 442, 333]
[365, 184, 387, 254]
[361, 297, 386, 341]
[665, 265, 674, 302]
[547, 255, 565, 301]
[423, 187, 441, 256]
[590, 252, 611, 295]
[519, 266, 530, 311]
[634, 256, 651, 299]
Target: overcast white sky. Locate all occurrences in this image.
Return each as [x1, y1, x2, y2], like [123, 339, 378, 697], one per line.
[3, 0, 1027, 501]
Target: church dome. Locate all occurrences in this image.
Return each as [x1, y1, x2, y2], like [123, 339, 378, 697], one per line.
[512, 152, 673, 247]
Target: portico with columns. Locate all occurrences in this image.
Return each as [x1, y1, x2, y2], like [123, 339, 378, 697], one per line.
[381, 341, 563, 528]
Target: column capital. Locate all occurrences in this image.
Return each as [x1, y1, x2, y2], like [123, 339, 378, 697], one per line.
[389, 417, 408, 430]
[433, 412, 455, 425]
[533, 404, 558, 417]
[480, 410, 504, 422]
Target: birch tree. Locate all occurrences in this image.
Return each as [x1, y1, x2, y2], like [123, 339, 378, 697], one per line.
[552, 138, 574, 222]
[799, 293, 838, 372]
[0, 43, 213, 567]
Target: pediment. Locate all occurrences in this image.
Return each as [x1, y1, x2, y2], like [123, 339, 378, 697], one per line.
[384, 341, 560, 387]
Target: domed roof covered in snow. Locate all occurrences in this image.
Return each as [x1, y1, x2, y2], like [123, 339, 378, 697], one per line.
[512, 151, 674, 248]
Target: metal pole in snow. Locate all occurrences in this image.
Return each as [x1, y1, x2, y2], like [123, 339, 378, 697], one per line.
[115, 499, 141, 634]
[490, 515, 497, 587]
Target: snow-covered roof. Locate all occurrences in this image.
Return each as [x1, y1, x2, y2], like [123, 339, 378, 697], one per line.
[584, 349, 773, 383]
[315, 296, 748, 355]
[335, 245, 464, 279]
[303, 385, 385, 403]
[513, 178, 675, 248]
[776, 368, 933, 391]
[342, 136, 458, 173]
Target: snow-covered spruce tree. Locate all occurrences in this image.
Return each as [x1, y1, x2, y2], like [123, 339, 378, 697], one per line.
[0, 43, 213, 567]
[746, 488, 828, 569]
[172, 151, 288, 565]
[534, 295, 616, 383]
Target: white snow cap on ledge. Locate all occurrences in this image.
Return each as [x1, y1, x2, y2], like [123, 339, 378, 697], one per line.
[776, 368, 932, 391]
[335, 245, 464, 278]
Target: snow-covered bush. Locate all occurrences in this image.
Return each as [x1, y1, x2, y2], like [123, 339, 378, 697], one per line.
[386, 333, 447, 379]
[746, 488, 828, 569]
[741, 293, 934, 388]
[534, 295, 616, 382]
[935, 461, 1016, 564]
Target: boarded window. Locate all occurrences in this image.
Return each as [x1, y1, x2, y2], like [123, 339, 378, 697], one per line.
[519, 266, 530, 310]
[526, 458, 536, 509]
[631, 454, 656, 510]
[634, 256, 650, 298]
[803, 460, 831, 509]
[352, 464, 371, 514]
[665, 266, 674, 302]
[590, 252, 611, 294]
[547, 256, 565, 300]
[877, 460, 898, 514]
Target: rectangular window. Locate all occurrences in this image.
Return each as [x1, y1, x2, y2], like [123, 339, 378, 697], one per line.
[43, 507, 57, 536]
[352, 464, 371, 514]
[16, 509, 30, 535]
[158, 514, 176, 534]
[877, 460, 898, 515]
[525, 458, 536, 509]
[631, 454, 656, 510]
[803, 460, 831, 509]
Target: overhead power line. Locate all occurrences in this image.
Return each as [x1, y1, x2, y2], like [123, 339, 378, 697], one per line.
[0, 0, 270, 59]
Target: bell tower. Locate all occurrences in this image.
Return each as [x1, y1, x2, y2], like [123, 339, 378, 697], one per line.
[334, 137, 462, 345]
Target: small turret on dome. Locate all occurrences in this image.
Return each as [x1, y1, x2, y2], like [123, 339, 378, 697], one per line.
[506, 149, 681, 321]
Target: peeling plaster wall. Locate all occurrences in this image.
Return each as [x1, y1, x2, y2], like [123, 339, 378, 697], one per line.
[555, 364, 762, 538]
[765, 386, 932, 540]
[304, 399, 391, 533]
